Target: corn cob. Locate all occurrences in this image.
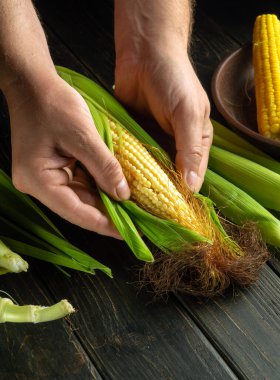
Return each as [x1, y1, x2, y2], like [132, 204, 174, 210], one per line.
[110, 120, 206, 235]
[253, 14, 280, 140]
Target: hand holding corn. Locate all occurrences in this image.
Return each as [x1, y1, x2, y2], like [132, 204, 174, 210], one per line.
[0, 1, 130, 238]
[115, 0, 212, 192]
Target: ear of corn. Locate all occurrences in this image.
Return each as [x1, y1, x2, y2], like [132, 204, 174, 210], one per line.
[84, 85, 209, 262]
[57, 66, 269, 296]
[253, 14, 280, 140]
[209, 145, 280, 211]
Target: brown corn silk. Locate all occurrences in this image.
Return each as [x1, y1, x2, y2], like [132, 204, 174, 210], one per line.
[110, 119, 268, 296]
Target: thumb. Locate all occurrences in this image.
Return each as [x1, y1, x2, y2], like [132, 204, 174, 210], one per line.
[70, 126, 130, 200]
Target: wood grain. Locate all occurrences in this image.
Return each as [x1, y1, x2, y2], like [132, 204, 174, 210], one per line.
[0, 266, 103, 380]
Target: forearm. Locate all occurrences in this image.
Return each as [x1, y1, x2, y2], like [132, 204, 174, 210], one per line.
[114, 0, 194, 63]
[0, 0, 56, 100]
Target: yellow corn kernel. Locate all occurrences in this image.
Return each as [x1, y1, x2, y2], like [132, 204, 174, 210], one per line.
[109, 120, 205, 234]
[253, 14, 280, 141]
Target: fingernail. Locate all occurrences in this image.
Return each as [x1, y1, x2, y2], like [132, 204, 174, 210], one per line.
[186, 171, 198, 191]
[116, 178, 130, 200]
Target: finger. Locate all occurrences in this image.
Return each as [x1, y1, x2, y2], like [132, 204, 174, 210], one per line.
[173, 101, 204, 191]
[194, 119, 213, 192]
[31, 168, 122, 239]
[70, 167, 114, 218]
[69, 181, 123, 240]
[66, 123, 130, 201]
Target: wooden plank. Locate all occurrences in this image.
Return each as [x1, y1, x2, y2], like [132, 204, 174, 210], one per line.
[177, 266, 280, 379]
[37, 0, 115, 90]
[34, 226, 237, 380]
[197, 0, 280, 44]
[0, 266, 103, 380]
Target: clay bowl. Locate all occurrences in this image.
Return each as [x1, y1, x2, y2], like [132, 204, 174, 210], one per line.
[212, 43, 280, 159]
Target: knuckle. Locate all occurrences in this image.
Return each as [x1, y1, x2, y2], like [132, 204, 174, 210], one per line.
[90, 213, 104, 233]
[169, 92, 188, 119]
[72, 128, 91, 151]
[189, 146, 203, 162]
[101, 158, 122, 180]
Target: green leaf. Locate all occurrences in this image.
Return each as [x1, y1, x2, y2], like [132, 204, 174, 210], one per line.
[0, 237, 92, 274]
[99, 191, 154, 262]
[122, 200, 210, 253]
[0, 215, 112, 276]
[0, 169, 62, 237]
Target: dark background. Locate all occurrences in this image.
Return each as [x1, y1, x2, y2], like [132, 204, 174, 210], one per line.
[0, 1, 280, 379]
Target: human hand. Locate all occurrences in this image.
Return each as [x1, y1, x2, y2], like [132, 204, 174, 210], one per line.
[115, 52, 212, 192]
[114, 0, 212, 192]
[5, 73, 130, 238]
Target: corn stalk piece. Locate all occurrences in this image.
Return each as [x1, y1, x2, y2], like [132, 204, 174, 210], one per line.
[0, 240, 28, 274]
[0, 297, 74, 323]
[0, 240, 75, 323]
[57, 66, 268, 297]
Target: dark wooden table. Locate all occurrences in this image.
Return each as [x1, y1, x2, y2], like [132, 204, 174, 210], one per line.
[1, 1, 280, 379]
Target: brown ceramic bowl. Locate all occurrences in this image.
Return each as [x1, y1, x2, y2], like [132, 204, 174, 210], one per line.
[211, 43, 280, 159]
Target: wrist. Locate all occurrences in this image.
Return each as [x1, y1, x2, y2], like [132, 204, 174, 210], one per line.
[2, 64, 58, 111]
[114, 0, 191, 67]
[116, 36, 188, 69]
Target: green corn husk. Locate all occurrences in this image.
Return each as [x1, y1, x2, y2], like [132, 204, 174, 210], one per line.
[0, 297, 75, 323]
[0, 169, 112, 277]
[212, 134, 280, 174]
[212, 119, 270, 156]
[201, 170, 280, 248]
[209, 145, 280, 211]
[56, 66, 269, 296]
